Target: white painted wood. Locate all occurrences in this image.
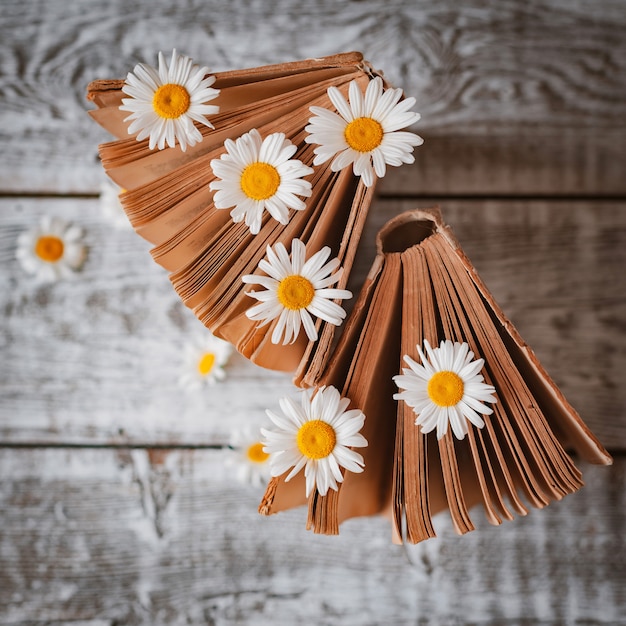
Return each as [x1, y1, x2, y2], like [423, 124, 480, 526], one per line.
[2, 197, 624, 447]
[0, 448, 624, 625]
[0, 197, 295, 446]
[2, 2, 625, 622]
[1, 0, 625, 194]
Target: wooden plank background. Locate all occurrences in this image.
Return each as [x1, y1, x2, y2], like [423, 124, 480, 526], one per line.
[1, 1, 625, 624]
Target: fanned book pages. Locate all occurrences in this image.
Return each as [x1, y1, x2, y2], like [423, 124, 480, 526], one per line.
[259, 208, 612, 543]
[86, 51, 423, 379]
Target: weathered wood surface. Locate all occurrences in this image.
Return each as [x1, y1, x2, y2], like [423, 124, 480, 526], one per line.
[1, 447, 624, 625]
[2, 0, 626, 624]
[1, 0, 625, 195]
[2, 197, 624, 448]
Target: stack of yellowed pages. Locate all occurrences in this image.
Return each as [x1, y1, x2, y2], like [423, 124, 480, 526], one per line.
[88, 52, 611, 544]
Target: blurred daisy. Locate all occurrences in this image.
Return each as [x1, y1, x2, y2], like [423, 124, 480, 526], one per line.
[16, 216, 87, 283]
[99, 179, 130, 229]
[305, 76, 423, 187]
[227, 425, 272, 487]
[262, 385, 367, 497]
[242, 238, 352, 345]
[209, 129, 313, 235]
[393, 339, 497, 440]
[120, 49, 220, 151]
[178, 332, 233, 390]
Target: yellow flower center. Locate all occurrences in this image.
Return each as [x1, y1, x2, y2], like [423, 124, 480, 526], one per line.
[197, 352, 216, 376]
[240, 162, 281, 200]
[152, 83, 191, 119]
[427, 371, 465, 407]
[344, 117, 384, 153]
[297, 420, 336, 460]
[246, 442, 269, 464]
[35, 235, 64, 263]
[276, 275, 315, 310]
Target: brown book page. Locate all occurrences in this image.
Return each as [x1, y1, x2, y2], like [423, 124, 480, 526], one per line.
[228, 168, 361, 371]
[258, 255, 383, 518]
[382, 211, 476, 540]
[296, 180, 376, 387]
[86, 51, 367, 104]
[306, 254, 403, 534]
[417, 233, 511, 525]
[384, 208, 609, 542]
[396, 245, 435, 543]
[425, 235, 585, 504]
[433, 217, 611, 466]
[376, 213, 440, 542]
[97, 72, 368, 190]
[86, 52, 368, 136]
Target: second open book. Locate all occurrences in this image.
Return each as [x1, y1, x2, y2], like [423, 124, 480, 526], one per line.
[260, 208, 611, 543]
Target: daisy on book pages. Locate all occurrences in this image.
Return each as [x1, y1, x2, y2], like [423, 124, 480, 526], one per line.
[305, 76, 423, 187]
[210, 129, 314, 235]
[178, 332, 233, 390]
[394, 339, 497, 440]
[16, 216, 87, 283]
[87, 53, 406, 375]
[226, 425, 272, 487]
[120, 49, 220, 151]
[262, 386, 367, 497]
[259, 208, 611, 543]
[242, 238, 352, 345]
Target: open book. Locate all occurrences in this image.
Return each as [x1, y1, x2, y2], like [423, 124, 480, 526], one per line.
[88, 54, 610, 543]
[86, 52, 383, 379]
[259, 208, 612, 542]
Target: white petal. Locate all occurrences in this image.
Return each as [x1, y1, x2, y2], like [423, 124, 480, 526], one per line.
[436, 414, 449, 440]
[348, 80, 364, 118]
[329, 148, 357, 172]
[300, 309, 318, 342]
[327, 85, 353, 122]
[363, 77, 383, 116]
[301, 246, 331, 278]
[271, 310, 289, 344]
[307, 297, 346, 324]
[448, 406, 467, 440]
[326, 453, 345, 483]
[372, 148, 387, 178]
[290, 239, 306, 274]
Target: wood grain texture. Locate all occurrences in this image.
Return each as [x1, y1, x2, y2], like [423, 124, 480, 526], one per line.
[1, 0, 625, 194]
[378, 129, 626, 197]
[0, 197, 296, 447]
[0, 447, 624, 625]
[1, 197, 624, 449]
[2, 2, 625, 623]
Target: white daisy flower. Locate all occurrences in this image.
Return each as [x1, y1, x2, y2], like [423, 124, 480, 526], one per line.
[226, 426, 272, 487]
[16, 216, 87, 283]
[262, 385, 368, 497]
[393, 339, 497, 441]
[305, 76, 423, 187]
[119, 49, 220, 151]
[242, 238, 352, 345]
[178, 332, 233, 390]
[99, 179, 130, 229]
[209, 128, 314, 235]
